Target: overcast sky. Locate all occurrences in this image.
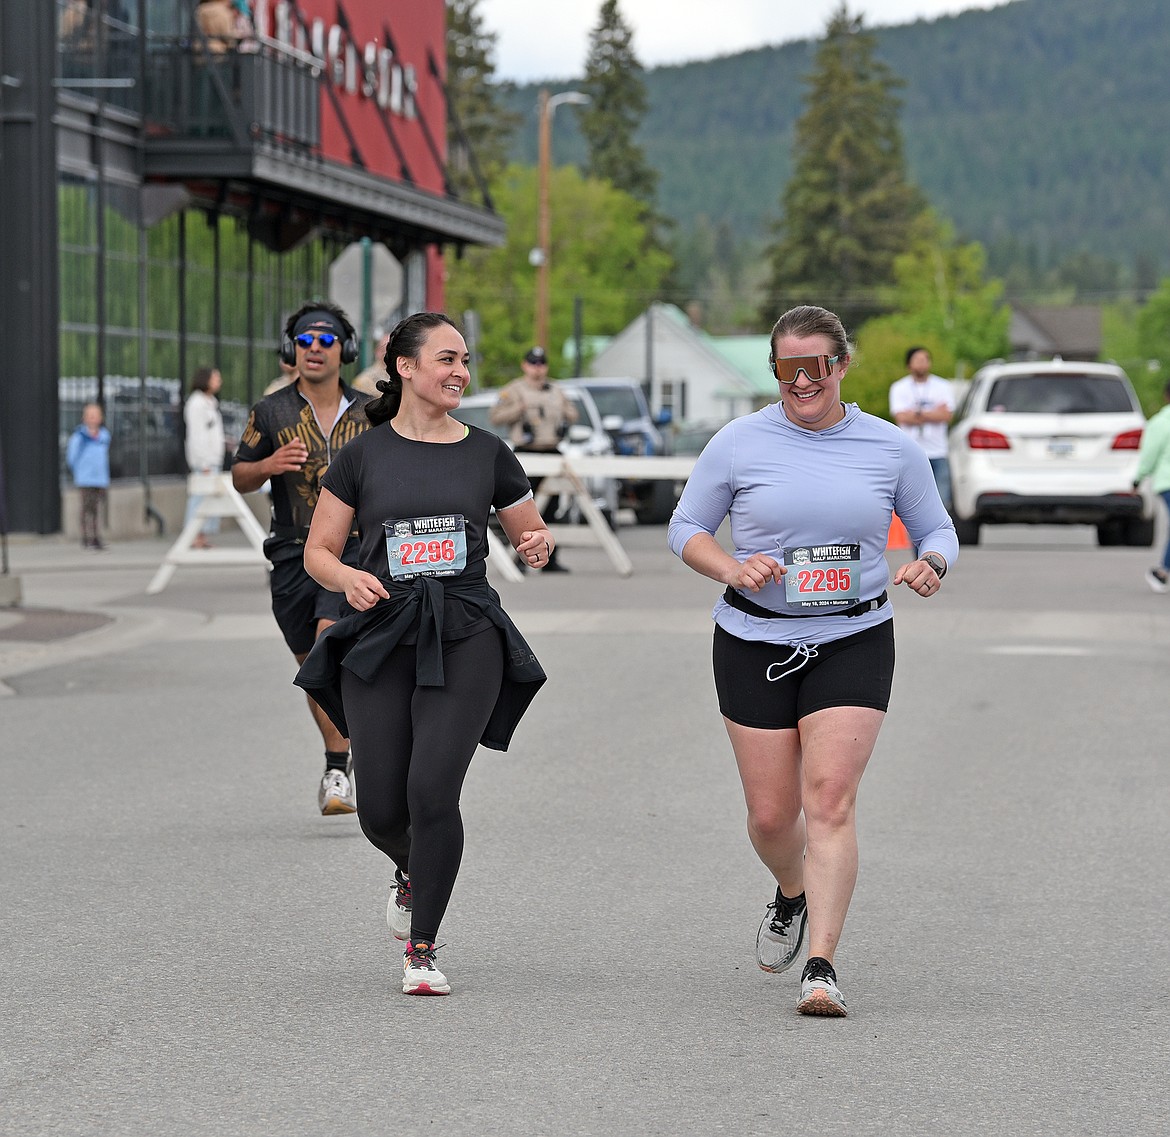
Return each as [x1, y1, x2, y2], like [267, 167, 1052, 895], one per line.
[478, 0, 1011, 83]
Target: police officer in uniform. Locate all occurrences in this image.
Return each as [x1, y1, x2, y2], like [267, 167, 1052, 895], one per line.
[490, 346, 578, 572]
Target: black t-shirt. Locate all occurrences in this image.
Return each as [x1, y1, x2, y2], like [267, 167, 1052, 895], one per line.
[322, 421, 533, 637]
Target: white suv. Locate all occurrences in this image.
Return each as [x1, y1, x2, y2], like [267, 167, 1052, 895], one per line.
[948, 358, 1154, 546]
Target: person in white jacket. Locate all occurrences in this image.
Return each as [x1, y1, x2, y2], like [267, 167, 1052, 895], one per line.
[184, 367, 227, 548]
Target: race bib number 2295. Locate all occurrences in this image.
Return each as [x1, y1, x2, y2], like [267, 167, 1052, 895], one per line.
[782, 542, 862, 609]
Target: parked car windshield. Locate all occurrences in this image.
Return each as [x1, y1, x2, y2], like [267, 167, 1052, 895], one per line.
[985, 375, 1134, 415]
[451, 398, 508, 440]
[672, 422, 723, 455]
[584, 386, 643, 421]
[564, 390, 590, 422]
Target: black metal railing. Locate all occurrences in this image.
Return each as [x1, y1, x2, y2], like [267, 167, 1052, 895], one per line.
[143, 35, 321, 150]
[57, 6, 142, 114]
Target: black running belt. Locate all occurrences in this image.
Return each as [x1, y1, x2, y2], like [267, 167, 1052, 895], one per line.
[722, 586, 888, 620]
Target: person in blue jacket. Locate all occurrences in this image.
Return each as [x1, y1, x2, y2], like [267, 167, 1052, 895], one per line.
[66, 402, 112, 550]
[668, 304, 958, 1017]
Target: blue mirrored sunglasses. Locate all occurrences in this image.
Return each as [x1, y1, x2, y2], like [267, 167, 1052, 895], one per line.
[294, 332, 338, 349]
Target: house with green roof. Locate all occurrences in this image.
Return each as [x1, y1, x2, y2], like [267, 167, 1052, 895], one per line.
[580, 303, 776, 428]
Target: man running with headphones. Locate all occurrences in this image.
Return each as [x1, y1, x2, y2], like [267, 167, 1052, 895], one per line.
[232, 301, 373, 815]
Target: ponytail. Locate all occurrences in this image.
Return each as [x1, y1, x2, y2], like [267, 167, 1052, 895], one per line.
[365, 311, 460, 426]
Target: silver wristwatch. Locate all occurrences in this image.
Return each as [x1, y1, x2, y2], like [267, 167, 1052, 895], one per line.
[922, 552, 947, 579]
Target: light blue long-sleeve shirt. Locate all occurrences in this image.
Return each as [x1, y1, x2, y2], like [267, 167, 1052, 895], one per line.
[668, 402, 959, 644]
[65, 425, 111, 488]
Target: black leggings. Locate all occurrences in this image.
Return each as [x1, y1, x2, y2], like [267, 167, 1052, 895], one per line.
[340, 626, 504, 944]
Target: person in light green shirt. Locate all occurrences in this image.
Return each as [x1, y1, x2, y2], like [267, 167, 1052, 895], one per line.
[1135, 379, 1170, 592]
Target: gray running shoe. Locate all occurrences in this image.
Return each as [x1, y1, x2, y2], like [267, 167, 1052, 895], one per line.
[756, 888, 807, 973]
[797, 956, 847, 1017]
[387, 868, 412, 941]
[318, 768, 356, 815]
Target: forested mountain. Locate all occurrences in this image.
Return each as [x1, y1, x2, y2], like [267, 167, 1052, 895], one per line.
[502, 0, 1170, 284]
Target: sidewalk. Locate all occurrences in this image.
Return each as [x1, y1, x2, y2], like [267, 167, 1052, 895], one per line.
[0, 533, 274, 691]
[0, 526, 706, 693]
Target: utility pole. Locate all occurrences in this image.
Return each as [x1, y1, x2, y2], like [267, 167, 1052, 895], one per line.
[534, 89, 551, 350]
[532, 88, 588, 351]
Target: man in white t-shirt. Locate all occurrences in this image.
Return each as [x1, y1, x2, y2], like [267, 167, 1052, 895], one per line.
[889, 346, 955, 509]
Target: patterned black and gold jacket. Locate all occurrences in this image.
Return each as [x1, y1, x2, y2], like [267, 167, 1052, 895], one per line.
[234, 381, 372, 559]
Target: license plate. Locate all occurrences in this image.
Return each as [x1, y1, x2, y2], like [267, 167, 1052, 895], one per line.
[1047, 439, 1075, 457]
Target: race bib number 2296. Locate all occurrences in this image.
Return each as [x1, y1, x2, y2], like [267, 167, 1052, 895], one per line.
[383, 515, 467, 579]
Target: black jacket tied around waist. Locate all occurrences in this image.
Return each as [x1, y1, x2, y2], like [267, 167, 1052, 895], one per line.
[294, 571, 546, 752]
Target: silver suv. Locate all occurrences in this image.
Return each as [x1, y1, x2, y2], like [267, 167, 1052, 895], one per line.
[947, 358, 1155, 546]
[451, 386, 620, 528]
[558, 378, 677, 524]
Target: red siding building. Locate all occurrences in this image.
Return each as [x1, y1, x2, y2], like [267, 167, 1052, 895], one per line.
[0, 1, 503, 533]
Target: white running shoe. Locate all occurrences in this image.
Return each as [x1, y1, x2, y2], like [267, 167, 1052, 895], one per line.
[1145, 568, 1169, 594]
[387, 869, 411, 941]
[403, 941, 450, 996]
[797, 956, 847, 1017]
[756, 888, 807, 974]
[318, 768, 356, 815]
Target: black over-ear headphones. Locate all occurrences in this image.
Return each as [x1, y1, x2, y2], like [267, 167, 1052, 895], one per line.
[279, 320, 360, 367]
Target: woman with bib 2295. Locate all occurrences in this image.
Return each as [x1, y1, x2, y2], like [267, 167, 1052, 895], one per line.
[295, 313, 552, 996]
[668, 305, 957, 1017]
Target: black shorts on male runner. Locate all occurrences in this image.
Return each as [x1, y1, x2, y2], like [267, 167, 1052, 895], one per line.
[268, 535, 360, 656]
[712, 619, 894, 731]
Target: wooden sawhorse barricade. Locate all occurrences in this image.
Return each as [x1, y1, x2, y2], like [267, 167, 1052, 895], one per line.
[147, 473, 270, 595]
[485, 453, 697, 581]
[149, 457, 700, 591]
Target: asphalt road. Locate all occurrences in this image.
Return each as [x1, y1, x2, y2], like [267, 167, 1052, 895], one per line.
[1, 523, 1168, 1136]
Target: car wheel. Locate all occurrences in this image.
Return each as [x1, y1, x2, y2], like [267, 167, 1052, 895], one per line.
[953, 516, 980, 545]
[1096, 520, 1125, 546]
[636, 480, 679, 526]
[1123, 516, 1156, 547]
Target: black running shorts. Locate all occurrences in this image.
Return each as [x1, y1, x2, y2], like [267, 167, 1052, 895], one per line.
[712, 619, 895, 730]
[269, 538, 356, 656]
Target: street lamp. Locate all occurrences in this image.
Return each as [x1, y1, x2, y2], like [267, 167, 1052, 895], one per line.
[533, 88, 589, 351]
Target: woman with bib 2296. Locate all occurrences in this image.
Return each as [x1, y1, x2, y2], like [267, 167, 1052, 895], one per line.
[295, 313, 552, 996]
[668, 305, 957, 1016]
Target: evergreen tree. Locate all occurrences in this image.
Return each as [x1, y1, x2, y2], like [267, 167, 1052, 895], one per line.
[759, 3, 924, 329]
[668, 215, 760, 333]
[445, 0, 519, 201]
[578, 0, 658, 212]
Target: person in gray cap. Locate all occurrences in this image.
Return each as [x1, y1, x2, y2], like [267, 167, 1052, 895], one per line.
[490, 346, 578, 571]
[232, 301, 372, 816]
